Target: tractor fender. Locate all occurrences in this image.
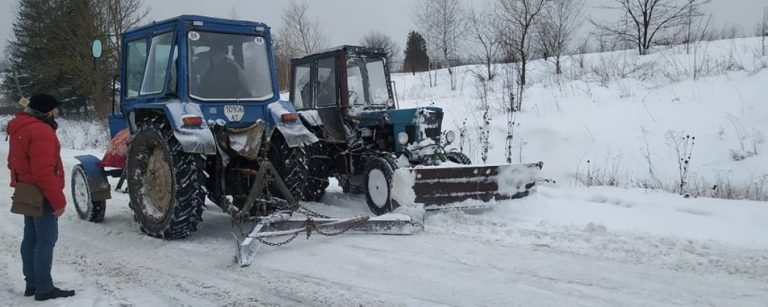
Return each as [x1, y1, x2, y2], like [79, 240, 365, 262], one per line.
[74, 155, 111, 201]
[268, 101, 318, 147]
[298, 110, 323, 127]
[130, 100, 217, 155]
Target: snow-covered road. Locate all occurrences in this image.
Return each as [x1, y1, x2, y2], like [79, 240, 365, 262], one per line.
[1, 142, 767, 306]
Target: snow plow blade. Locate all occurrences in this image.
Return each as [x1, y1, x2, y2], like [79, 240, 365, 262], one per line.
[233, 212, 420, 267]
[405, 162, 543, 209]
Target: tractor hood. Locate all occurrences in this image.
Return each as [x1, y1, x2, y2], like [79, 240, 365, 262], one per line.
[358, 107, 444, 153]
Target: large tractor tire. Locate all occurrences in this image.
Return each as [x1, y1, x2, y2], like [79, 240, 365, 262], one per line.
[126, 118, 207, 239]
[364, 157, 400, 215]
[71, 164, 106, 222]
[338, 175, 364, 194]
[304, 142, 332, 202]
[268, 134, 308, 202]
[446, 152, 472, 165]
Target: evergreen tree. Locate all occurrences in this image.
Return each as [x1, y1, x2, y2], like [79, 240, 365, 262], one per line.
[1, 0, 109, 116]
[402, 31, 429, 75]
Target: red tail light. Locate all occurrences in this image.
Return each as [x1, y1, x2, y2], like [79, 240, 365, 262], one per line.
[182, 115, 204, 126]
[280, 113, 298, 122]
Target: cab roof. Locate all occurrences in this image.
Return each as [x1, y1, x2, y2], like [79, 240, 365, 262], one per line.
[125, 15, 270, 35]
[292, 45, 387, 63]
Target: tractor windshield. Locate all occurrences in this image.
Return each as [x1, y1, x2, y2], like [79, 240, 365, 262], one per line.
[347, 56, 390, 108]
[188, 31, 274, 101]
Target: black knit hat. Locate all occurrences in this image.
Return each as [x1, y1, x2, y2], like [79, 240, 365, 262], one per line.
[28, 93, 61, 113]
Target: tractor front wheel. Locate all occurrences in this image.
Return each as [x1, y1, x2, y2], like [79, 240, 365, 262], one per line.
[126, 118, 206, 239]
[364, 157, 400, 215]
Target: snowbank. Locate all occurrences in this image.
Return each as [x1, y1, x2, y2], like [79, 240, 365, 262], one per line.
[392, 37, 768, 200]
[1, 114, 109, 150]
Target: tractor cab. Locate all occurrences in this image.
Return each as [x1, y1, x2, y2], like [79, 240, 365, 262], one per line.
[93, 15, 285, 141]
[290, 46, 397, 143]
[290, 45, 445, 156]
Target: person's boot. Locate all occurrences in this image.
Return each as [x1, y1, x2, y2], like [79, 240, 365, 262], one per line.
[34, 287, 75, 301]
[24, 287, 35, 297]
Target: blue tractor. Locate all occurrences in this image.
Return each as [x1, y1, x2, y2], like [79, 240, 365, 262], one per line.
[70, 16, 324, 240]
[290, 46, 543, 215]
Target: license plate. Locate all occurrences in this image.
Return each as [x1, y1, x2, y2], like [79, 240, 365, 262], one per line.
[224, 105, 244, 121]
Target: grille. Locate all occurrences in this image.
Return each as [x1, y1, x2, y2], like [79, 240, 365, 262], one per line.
[405, 110, 443, 143]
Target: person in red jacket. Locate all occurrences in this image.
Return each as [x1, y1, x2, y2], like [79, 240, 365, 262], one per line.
[6, 93, 75, 301]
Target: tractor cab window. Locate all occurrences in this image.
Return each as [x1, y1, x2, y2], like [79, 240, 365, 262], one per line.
[346, 56, 390, 108]
[140, 32, 174, 95]
[316, 58, 337, 107]
[292, 63, 311, 109]
[125, 39, 147, 99]
[347, 59, 365, 106]
[365, 58, 389, 106]
[188, 31, 275, 101]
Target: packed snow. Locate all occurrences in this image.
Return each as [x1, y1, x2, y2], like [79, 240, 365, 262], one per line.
[0, 37, 767, 306]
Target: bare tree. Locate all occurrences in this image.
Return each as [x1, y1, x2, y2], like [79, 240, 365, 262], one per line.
[414, 0, 464, 90]
[591, 0, 707, 55]
[94, 0, 148, 55]
[228, 6, 240, 20]
[278, 0, 326, 58]
[274, 0, 327, 91]
[360, 31, 401, 69]
[497, 0, 546, 110]
[535, 0, 583, 75]
[761, 8, 768, 56]
[721, 23, 743, 39]
[467, 4, 502, 81]
[683, 0, 711, 54]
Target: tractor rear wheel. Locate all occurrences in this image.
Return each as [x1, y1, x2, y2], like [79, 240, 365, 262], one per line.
[126, 118, 206, 239]
[268, 134, 308, 202]
[338, 175, 364, 194]
[71, 164, 106, 222]
[304, 142, 331, 202]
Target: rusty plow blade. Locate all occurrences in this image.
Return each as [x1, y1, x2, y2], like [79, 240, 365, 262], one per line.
[233, 212, 422, 267]
[395, 162, 543, 210]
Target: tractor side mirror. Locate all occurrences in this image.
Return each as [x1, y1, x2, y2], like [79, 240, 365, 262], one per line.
[92, 39, 103, 59]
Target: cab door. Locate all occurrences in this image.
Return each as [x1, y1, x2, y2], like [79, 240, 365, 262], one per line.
[313, 56, 347, 143]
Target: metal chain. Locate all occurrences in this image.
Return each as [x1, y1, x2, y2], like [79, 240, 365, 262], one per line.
[253, 232, 300, 247]
[307, 217, 369, 237]
[296, 205, 331, 219]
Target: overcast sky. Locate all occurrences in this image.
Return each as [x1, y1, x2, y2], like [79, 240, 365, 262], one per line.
[0, 0, 765, 60]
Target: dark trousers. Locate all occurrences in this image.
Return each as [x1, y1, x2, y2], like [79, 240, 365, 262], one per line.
[21, 200, 58, 294]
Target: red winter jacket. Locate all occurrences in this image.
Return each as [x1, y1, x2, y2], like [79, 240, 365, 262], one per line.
[6, 112, 66, 211]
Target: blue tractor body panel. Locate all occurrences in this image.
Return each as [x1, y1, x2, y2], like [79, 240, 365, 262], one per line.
[107, 113, 127, 138]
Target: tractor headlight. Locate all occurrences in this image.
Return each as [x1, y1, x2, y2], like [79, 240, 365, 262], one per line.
[445, 130, 456, 145]
[397, 132, 409, 145]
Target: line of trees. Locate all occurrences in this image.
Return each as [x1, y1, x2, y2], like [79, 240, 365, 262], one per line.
[2, 0, 761, 111]
[1, 0, 147, 116]
[403, 0, 736, 111]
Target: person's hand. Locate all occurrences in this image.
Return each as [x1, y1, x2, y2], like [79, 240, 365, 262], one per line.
[53, 207, 65, 217]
